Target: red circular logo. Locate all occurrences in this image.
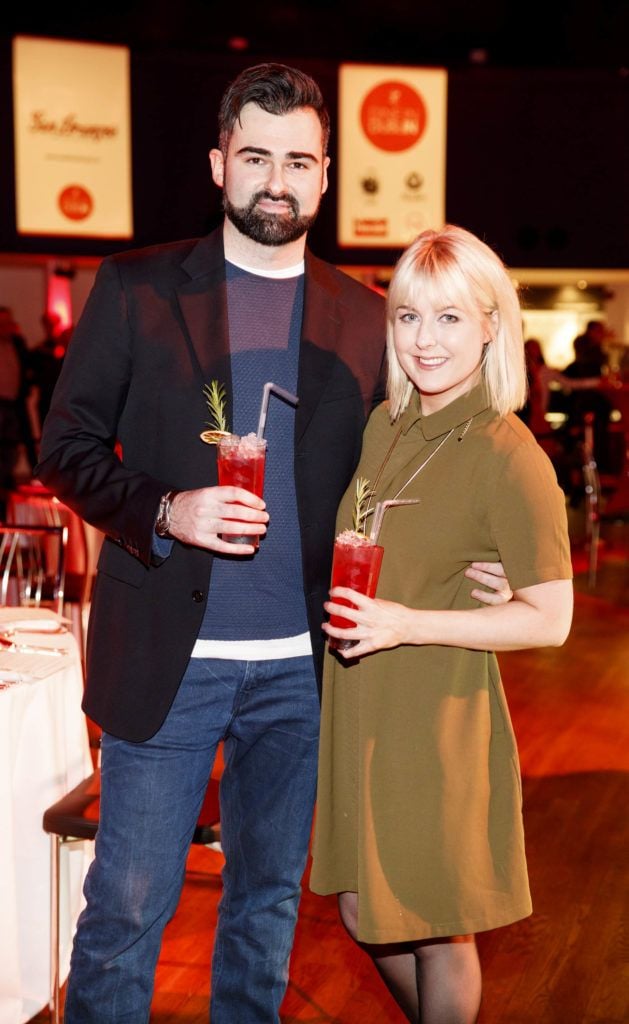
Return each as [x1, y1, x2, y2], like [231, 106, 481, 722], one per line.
[360, 81, 427, 152]
[58, 185, 94, 221]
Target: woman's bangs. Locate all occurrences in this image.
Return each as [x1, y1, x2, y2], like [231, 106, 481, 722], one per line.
[390, 257, 479, 319]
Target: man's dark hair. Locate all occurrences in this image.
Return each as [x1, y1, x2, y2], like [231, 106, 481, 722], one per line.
[218, 63, 330, 155]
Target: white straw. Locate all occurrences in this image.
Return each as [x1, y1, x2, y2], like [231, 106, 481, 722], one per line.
[257, 382, 299, 440]
[369, 499, 419, 544]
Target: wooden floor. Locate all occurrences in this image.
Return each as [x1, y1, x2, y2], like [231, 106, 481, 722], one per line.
[42, 518, 629, 1023]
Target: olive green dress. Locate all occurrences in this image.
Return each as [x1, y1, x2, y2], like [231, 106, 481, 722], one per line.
[310, 384, 573, 943]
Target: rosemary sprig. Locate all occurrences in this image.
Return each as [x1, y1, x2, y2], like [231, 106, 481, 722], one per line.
[352, 477, 374, 535]
[202, 380, 228, 433]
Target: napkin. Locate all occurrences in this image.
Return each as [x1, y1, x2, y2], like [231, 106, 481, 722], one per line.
[0, 669, 25, 687]
[0, 650, 69, 680]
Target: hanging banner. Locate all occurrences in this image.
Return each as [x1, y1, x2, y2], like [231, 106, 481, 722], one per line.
[338, 64, 447, 248]
[13, 36, 133, 238]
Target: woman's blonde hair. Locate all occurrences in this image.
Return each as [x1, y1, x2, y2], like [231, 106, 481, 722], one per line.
[386, 224, 526, 420]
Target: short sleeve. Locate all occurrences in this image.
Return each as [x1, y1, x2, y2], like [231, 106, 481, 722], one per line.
[489, 440, 573, 590]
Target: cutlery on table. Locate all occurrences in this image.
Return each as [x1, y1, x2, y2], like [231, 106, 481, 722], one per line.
[0, 635, 67, 657]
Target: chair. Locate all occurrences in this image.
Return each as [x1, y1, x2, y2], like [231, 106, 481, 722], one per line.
[601, 422, 629, 520]
[6, 487, 104, 669]
[42, 769, 221, 1024]
[0, 523, 68, 615]
[581, 415, 601, 587]
[580, 412, 629, 587]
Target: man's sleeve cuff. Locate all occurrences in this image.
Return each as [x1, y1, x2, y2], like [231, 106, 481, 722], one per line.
[152, 531, 174, 561]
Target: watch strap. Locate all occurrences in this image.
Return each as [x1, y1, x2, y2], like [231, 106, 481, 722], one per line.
[155, 490, 179, 538]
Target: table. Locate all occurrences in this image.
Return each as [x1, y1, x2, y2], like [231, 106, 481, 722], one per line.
[0, 609, 93, 1024]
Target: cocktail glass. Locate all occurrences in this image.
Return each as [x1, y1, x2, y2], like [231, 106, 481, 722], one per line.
[216, 434, 267, 548]
[328, 531, 384, 651]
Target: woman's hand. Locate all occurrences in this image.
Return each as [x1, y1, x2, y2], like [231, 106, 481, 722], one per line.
[323, 588, 413, 659]
[465, 561, 513, 604]
[323, 577, 572, 660]
[323, 560, 513, 659]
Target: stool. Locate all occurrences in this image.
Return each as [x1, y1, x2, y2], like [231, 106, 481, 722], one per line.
[42, 769, 221, 1023]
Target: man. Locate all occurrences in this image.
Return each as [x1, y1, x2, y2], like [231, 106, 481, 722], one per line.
[37, 63, 386, 1023]
[38, 63, 507, 1022]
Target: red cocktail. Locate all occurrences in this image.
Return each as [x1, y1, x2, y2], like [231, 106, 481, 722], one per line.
[328, 531, 384, 650]
[216, 435, 267, 547]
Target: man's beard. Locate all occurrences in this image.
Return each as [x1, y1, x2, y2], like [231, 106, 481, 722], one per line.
[223, 189, 320, 246]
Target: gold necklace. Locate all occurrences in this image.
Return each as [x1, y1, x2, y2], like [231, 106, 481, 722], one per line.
[366, 415, 474, 519]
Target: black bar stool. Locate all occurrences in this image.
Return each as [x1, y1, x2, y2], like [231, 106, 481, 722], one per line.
[42, 769, 220, 1023]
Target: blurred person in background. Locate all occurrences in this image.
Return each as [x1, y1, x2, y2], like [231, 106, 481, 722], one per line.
[563, 321, 612, 470]
[31, 311, 70, 437]
[521, 337, 601, 436]
[0, 305, 35, 512]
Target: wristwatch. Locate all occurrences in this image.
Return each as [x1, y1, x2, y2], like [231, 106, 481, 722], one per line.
[154, 490, 179, 538]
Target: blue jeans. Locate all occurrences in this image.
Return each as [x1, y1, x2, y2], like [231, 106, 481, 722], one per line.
[64, 655, 320, 1023]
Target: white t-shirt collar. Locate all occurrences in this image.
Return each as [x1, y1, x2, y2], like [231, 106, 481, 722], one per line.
[225, 256, 305, 279]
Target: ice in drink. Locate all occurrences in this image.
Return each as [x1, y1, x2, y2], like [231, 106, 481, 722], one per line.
[216, 434, 267, 547]
[328, 530, 384, 651]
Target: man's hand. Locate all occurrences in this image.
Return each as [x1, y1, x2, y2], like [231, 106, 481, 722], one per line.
[168, 486, 268, 554]
[465, 561, 513, 604]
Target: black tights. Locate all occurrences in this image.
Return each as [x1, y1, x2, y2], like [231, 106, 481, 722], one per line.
[338, 892, 481, 1024]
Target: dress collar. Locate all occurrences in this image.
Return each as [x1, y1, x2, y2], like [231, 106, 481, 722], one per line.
[399, 383, 493, 440]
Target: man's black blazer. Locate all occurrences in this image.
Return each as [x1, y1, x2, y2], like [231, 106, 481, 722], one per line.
[37, 229, 386, 741]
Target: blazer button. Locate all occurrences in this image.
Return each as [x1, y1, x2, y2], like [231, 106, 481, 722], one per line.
[191, 590, 204, 603]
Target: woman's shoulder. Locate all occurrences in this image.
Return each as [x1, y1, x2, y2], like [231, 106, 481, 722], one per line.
[358, 401, 399, 462]
[481, 412, 564, 495]
[365, 400, 394, 432]
[472, 411, 562, 489]
[483, 410, 546, 454]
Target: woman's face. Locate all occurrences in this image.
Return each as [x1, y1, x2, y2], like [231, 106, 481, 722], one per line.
[393, 296, 489, 415]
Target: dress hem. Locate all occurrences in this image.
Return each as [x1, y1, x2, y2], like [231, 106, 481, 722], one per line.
[353, 900, 534, 945]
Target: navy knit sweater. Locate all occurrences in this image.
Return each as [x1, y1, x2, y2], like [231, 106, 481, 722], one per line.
[197, 262, 309, 641]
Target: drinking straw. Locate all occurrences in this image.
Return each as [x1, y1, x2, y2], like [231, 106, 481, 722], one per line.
[257, 382, 299, 440]
[369, 499, 419, 545]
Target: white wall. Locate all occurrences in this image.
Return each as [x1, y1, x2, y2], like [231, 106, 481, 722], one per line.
[522, 282, 629, 370]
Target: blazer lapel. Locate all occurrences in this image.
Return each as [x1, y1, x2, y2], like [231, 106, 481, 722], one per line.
[296, 251, 343, 444]
[176, 231, 233, 420]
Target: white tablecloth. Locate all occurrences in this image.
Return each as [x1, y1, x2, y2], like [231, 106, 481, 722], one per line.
[0, 609, 93, 1024]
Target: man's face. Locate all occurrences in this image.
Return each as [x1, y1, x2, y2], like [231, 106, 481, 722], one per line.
[210, 102, 329, 247]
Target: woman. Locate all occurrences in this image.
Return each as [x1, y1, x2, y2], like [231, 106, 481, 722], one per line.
[310, 225, 573, 1023]
[521, 336, 600, 438]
